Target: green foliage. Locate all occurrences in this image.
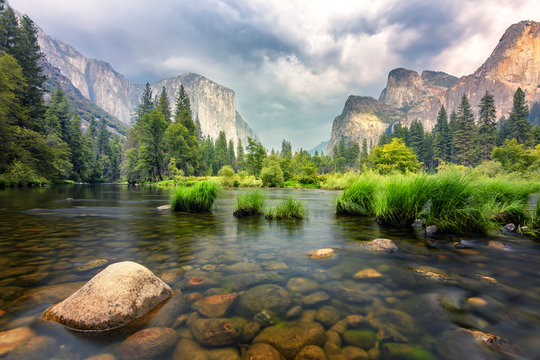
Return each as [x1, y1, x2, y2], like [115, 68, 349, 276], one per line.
[477, 91, 497, 161]
[218, 165, 237, 187]
[374, 174, 432, 227]
[246, 137, 267, 177]
[336, 173, 379, 216]
[508, 87, 532, 145]
[370, 138, 421, 174]
[233, 189, 265, 217]
[453, 95, 477, 166]
[156, 86, 172, 123]
[492, 139, 538, 173]
[169, 181, 221, 212]
[265, 195, 306, 220]
[260, 158, 284, 187]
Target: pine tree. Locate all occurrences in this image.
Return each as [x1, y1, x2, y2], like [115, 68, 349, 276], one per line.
[236, 139, 245, 171]
[137, 83, 154, 118]
[477, 91, 497, 160]
[172, 84, 198, 174]
[156, 86, 171, 123]
[432, 106, 451, 163]
[453, 95, 476, 166]
[45, 86, 71, 142]
[228, 139, 236, 169]
[0, 6, 18, 54]
[175, 84, 191, 118]
[360, 138, 369, 166]
[214, 131, 228, 172]
[69, 114, 90, 181]
[448, 110, 457, 161]
[195, 115, 203, 142]
[408, 119, 424, 159]
[508, 87, 531, 145]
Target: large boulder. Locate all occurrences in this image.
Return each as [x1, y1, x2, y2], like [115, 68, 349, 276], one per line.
[253, 321, 325, 359]
[43, 261, 173, 331]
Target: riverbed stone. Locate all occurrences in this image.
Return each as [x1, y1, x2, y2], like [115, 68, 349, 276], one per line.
[236, 284, 292, 316]
[10, 282, 85, 311]
[286, 305, 303, 319]
[322, 282, 373, 305]
[315, 306, 340, 328]
[190, 318, 242, 346]
[179, 275, 215, 290]
[308, 248, 335, 258]
[245, 343, 285, 360]
[192, 293, 238, 318]
[287, 278, 320, 294]
[263, 261, 289, 271]
[253, 321, 325, 359]
[0, 327, 35, 357]
[294, 345, 327, 359]
[85, 354, 117, 360]
[380, 343, 436, 360]
[303, 291, 330, 306]
[156, 205, 171, 211]
[342, 330, 376, 349]
[374, 309, 421, 339]
[117, 327, 177, 360]
[223, 262, 262, 273]
[7, 335, 57, 360]
[43, 261, 173, 331]
[172, 338, 240, 360]
[75, 259, 108, 272]
[342, 346, 368, 360]
[160, 269, 184, 286]
[352, 269, 382, 280]
[222, 272, 284, 291]
[425, 225, 439, 236]
[366, 239, 398, 253]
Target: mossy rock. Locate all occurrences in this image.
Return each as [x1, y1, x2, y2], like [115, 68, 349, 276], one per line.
[381, 343, 436, 360]
[342, 329, 376, 349]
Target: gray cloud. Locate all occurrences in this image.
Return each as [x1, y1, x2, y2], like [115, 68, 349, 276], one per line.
[10, 0, 540, 149]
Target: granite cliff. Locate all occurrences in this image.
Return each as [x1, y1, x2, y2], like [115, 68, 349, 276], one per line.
[328, 20, 539, 153]
[31, 12, 257, 145]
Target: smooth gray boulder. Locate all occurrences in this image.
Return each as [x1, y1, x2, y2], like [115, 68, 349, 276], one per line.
[44, 261, 173, 331]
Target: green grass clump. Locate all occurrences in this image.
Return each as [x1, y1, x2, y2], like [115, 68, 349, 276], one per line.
[321, 171, 361, 190]
[374, 174, 432, 227]
[336, 174, 379, 216]
[233, 190, 265, 217]
[170, 181, 221, 212]
[265, 195, 307, 220]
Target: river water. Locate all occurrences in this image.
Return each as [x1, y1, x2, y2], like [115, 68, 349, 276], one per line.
[0, 185, 539, 359]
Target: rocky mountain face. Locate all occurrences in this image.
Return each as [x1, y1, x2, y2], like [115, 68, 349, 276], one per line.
[328, 96, 403, 155]
[328, 20, 539, 153]
[32, 14, 258, 146]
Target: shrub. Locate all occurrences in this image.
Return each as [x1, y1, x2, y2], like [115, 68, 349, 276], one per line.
[370, 138, 421, 174]
[265, 195, 306, 220]
[295, 174, 319, 185]
[260, 160, 284, 187]
[321, 171, 361, 190]
[218, 165, 238, 187]
[170, 181, 221, 212]
[233, 190, 265, 217]
[374, 174, 432, 227]
[336, 174, 379, 216]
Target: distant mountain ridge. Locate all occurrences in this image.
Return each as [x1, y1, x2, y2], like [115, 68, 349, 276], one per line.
[328, 20, 540, 154]
[16, 5, 258, 145]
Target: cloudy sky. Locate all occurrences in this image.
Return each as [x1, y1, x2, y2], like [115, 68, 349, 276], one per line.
[10, 0, 540, 150]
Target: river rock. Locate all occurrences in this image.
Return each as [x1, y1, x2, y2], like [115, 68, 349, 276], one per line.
[222, 272, 284, 291]
[85, 354, 117, 360]
[253, 321, 325, 359]
[342, 346, 368, 360]
[117, 327, 177, 360]
[236, 284, 292, 316]
[286, 305, 303, 319]
[190, 318, 242, 346]
[315, 306, 340, 328]
[7, 335, 57, 360]
[366, 239, 398, 253]
[9, 282, 85, 311]
[160, 269, 184, 286]
[0, 327, 35, 357]
[374, 309, 421, 339]
[43, 261, 173, 331]
[179, 275, 215, 290]
[322, 282, 373, 305]
[156, 205, 171, 211]
[294, 345, 326, 359]
[342, 330, 376, 349]
[193, 293, 237, 318]
[380, 343, 436, 360]
[352, 269, 382, 280]
[223, 262, 262, 273]
[503, 223, 516, 232]
[487, 241, 506, 250]
[287, 278, 320, 294]
[425, 225, 439, 236]
[245, 343, 285, 360]
[74, 259, 108, 272]
[308, 248, 335, 258]
[303, 291, 330, 306]
[172, 338, 240, 360]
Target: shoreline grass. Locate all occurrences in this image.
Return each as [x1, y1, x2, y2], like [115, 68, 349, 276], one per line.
[335, 173, 379, 216]
[170, 181, 221, 212]
[233, 190, 265, 217]
[265, 195, 307, 220]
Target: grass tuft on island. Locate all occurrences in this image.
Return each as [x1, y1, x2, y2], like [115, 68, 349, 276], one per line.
[170, 181, 221, 212]
[336, 173, 380, 216]
[233, 190, 265, 217]
[265, 195, 307, 220]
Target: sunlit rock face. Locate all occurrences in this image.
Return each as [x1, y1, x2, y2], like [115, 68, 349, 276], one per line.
[329, 21, 539, 149]
[35, 21, 258, 146]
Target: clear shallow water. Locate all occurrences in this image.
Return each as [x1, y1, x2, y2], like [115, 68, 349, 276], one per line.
[0, 185, 539, 359]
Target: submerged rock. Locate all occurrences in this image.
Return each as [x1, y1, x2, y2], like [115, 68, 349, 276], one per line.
[342, 346, 369, 360]
[117, 327, 177, 360]
[43, 261, 173, 331]
[192, 293, 238, 318]
[156, 205, 171, 211]
[342, 329, 376, 349]
[236, 284, 292, 316]
[0, 327, 35, 357]
[190, 318, 243, 347]
[352, 269, 382, 280]
[6, 335, 57, 360]
[294, 345, 326, 359]
[366, 239, 398, 253]
[303, 291, 330, 306]
[308, 248, 335, 258]
[287, 278, 320, 294]
[253, 321, 325, 359]
[74, 259, 108, 272]
[172, 338, 240, 360]
[503, 223, 516, 232]
[380, 343, 436, 360]
[245, 343, 285, 360]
